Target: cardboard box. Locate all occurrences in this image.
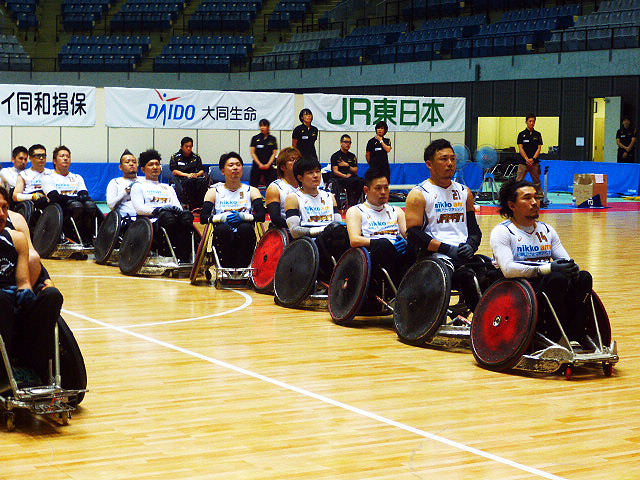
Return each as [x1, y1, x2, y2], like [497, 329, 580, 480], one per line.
[573, 173, 608, 208]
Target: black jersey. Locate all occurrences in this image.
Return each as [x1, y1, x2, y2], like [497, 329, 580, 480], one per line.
[0, 230, 17, 288]
[517, 128, 543, 164]
[292, 124, 318, 159]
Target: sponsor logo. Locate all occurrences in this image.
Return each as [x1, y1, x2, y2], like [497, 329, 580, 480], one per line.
[146, 90, 196, 126]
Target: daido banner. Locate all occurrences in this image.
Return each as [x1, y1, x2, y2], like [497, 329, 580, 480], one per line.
[106, 87, 295, 130]
[0, 84, 96, 126]
[304, 93, 465, 132]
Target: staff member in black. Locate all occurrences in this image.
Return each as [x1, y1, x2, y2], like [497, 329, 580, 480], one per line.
[169, 136, 208, 210]
[516, 113, 544, 203]
[366, 121, 392, 182]
[616, 117, 637, 163]
[292, 108, 318, 160]
[0, 186, 63, 385]
[249, 118, 278, 188]
[329, 134, 364, 207]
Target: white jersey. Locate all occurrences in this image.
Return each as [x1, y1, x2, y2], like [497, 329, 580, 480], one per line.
[213, 182, 252, 214]
[42, 171, 87, 196]
[294, 189, 334, 227]
[355, 202, 399, 241]
[19, 168, 52, 194]
[0, 167, 22, 189]
[106, 176, 141, 218]
[270, 178, 298, 217]
[414, 179, 469, 258]
[130, 178, 182, 217]
[490, 220, 570, 278]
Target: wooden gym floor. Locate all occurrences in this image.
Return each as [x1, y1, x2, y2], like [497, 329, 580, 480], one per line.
[0, 207, 639, 480]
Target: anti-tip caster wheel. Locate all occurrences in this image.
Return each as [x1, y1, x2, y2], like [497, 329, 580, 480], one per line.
[603, 362, 613, 377]
[4, 411, 15, 431]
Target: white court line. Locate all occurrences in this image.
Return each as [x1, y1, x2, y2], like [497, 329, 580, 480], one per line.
[54, 275, 252, 330]
[62, 307, 568, 480]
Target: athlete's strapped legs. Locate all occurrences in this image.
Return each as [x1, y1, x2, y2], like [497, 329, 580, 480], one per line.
[563, 270, 593, 341]
[314, 222, 350, 281]
[530, 271, 572, 341]
[155, 209, 194, 262]
[368, 238, 414, 287]
[0, 291, 16, 356]
[63, 200, 100, 244]
[235, 222, 257, 268]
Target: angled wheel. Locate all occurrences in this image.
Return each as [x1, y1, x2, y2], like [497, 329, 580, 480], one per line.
[251, 228, 289, 294]
[471, 279, 538, 371]
[118, 217, 153, 276]
[587, 290, 612, 347]
[190, 223, 213, 284]
[57, 316, 87, 405]
[32, 204, 64, 258]
[13, 200, 34, 226]
[328, 247, 372, 324]
[94, 211, 122, 264]
[274, 237, 319, 308]
[394, 258, 451, 344]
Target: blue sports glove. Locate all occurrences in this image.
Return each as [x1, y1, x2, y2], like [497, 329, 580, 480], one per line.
[393, 235, 407, 254]
[226, 211, 242, 227]
[16, 288, 36, 306]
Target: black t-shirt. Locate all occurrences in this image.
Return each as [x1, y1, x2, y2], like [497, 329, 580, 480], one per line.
[0, 230, 17, 288]
[292, 123, 318, 159]
[516, 128, 543, 164]
[366, 136, 391, 169]
[250, 133, 278, 165]
[169, 150, 204, 175]
[616, 127, 637, 150]
[330, 150, 357, 176]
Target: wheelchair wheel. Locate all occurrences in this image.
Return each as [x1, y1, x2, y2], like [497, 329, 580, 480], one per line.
[471, 279, 538, 371]
[328, 247, 372, 324]
[118, 217, 153, 276]
[94, 211, 122, 264]
[58, 316, 87, 405]
[32, 204, 64, 258]
[190, 223, 213, 284]
[394, 258, 452, 344]
[274, 237, 319, 308]
[251, 228, 289, 294]
[587, 290, 612, 347]
[13, 200, 34, 226]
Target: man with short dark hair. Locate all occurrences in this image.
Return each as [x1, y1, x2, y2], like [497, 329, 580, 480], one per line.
[201, 152, 266, 268]
[106, 149, 140, 219]
[1, 146, 28, 195]
[249, 118, 278, 188]
[405, 138, 484, 311]
[131, 149, 195, 263]
[366, 121, 392, 182]
[169, 137, 208, 210]
[491, 179, 592, 343]
[42, 145, 101, 245]
[330, 134, 364, 207]
[346, 168, 411, 285]
[13, 144, 51, 216]
[516, 114, 544, 200]
[616, 117, 637, 163]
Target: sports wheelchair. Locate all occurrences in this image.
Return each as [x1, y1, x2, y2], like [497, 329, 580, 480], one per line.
[1, 316, 87, 431]
[190, 222, 265, 289]
[117, 216, 199, 277]
[250, 227, 289, 294]
[32, 203, 97, 260]
[93, 210, 130, 266]
[470, 278, 619, 379]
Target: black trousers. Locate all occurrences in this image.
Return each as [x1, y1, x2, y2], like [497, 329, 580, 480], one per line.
[212, 222, 257, 268]
[250, 164, 277, 189]
[314, 223, 350, 282]
[333, 175, 365, 207]
[154, 209, 195, 262]
[530, 270, 593, 342]
[173, 176, 209, 209]
[64, 200, 102, 245]
[367, 238, 414, 287]
[0, 287, 64, 383]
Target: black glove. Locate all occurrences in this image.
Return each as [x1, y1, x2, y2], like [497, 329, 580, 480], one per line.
[33, 196, 49, 210]
[78, 191, 91, 202]
[551, 259, 580, 280]
[152, 207, 163, 216]
[163, 205, 183, 214]
[456, 243, 474, 262]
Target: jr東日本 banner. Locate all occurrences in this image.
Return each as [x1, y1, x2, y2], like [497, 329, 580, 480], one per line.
[0, 84, 96, 127]
[105, 87, 295, 130]
[303, 93, 465, 132]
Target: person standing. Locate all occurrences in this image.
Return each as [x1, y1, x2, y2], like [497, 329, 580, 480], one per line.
[329, 134, 364, 207]
[169, 136, 208, 210]
[292, 108, 318, 160]
[366, 121, 392, 182]
[516, 113, 544, 202]
[249, 119, 278, 188]
[616, 117, 637, 163]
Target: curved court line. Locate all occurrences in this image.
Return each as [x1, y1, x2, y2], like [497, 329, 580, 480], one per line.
[55, 274, 252, 330]
[62, 308, 568, 480]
